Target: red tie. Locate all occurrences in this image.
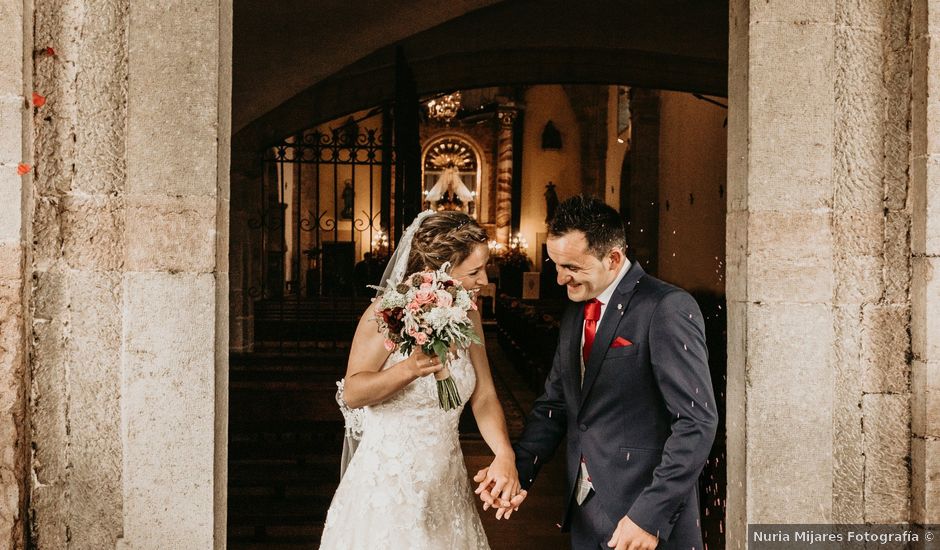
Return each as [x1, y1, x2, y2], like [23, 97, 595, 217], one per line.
[582, 298, 602, 365]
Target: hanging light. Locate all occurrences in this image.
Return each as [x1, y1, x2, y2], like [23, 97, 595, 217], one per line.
[426, 91, 462, 123]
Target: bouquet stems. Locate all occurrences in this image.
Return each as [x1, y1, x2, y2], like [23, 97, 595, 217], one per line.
[433, 367, 461, 411]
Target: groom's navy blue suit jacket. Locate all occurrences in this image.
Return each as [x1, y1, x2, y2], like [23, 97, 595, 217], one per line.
[514, 262, 718, 548]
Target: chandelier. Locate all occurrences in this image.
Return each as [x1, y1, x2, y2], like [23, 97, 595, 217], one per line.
[426, 92, 462, 123]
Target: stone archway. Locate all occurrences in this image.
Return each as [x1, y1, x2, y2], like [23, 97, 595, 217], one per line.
[3, 1, 939, 548]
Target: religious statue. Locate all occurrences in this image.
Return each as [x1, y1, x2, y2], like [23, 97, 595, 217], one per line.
[544, 181, 559, 223]
[341, 181, 354, 219]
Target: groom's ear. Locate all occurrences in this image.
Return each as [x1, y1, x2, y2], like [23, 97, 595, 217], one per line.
[607, 247, 625, 269]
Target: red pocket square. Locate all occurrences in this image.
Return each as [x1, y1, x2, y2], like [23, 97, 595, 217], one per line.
[611, 337, 633, 348]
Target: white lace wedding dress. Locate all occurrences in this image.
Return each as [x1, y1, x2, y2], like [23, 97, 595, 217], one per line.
[320, 349, 490, 549]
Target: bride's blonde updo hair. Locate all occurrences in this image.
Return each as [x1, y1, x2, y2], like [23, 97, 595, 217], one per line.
[405, 212, 488, 275]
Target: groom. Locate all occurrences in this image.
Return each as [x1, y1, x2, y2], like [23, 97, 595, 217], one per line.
[477, 196, 717, 550]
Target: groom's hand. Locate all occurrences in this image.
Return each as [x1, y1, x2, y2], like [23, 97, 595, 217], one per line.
[607, 515, 657, 550]
[472, 467, 527, 519]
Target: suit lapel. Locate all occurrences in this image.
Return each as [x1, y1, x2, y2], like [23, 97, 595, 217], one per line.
[578, 262, 647, 411]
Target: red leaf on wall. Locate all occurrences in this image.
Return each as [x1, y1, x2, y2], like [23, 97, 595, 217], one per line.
[17, 163, 31, 176]
[32, 92, 46, 108]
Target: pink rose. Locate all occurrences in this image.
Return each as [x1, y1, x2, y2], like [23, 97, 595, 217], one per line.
[414, 289, 435, 305]
[436, 291, 453, 307]
[407, 300, 421, 311]
[384, 339, 396, 351]
[420, 282, 433, 291]
[421, 273, 434, 284]
[414, 332, 428, 345]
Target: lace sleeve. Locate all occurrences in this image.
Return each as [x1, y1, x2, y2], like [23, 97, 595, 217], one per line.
[335, 379, 364, 441]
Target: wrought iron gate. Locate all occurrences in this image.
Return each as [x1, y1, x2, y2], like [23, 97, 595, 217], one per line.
[248, 116, 394, 348]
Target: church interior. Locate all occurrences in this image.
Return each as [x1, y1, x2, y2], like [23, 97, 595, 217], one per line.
[226, 2, 729, 548]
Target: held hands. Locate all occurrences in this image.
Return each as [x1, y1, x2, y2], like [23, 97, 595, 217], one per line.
[403, 350, 444, 381]
[607, 515, 658, 550]
[472, 460, 527, 520]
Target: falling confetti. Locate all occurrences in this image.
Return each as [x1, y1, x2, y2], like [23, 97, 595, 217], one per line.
[32, 92, 46, 108]
[16, 163, 31, 175]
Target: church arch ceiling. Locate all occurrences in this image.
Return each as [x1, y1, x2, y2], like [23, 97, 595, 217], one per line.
[233, 0, 728, 154]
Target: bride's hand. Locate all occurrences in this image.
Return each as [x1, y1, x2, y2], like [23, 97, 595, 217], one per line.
[401, 350, 443, 381]
[473, 455, 522, 518]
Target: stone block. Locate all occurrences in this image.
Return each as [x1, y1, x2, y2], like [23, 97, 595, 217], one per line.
[61, 194, 125, 271]
[883, 0, 912, 212]
[0, 172, 22, 242]
[748, 22, 834, 211]
[0, 240, 22, 280]
[30, 267, 67, 323]
[125, 194, 216, 273]
[31, 196, 61, 266]
[833, 27, 885, 211]
[746, 211, 833, 303]
[911, 256, 940, 360]
[750, 0, 835, 24]
[65, 270, 124, 546]
[832, 305, 864, 521]
[746, 302, 834, 522]
[883, 210, 912, 304]
[29, 318, 68, 481]
[911, 437, 940, 524]
[911, 360, 940, 438]
[862, 393, 911, 522]
[69, 0, 127, 199]
[834, 254, 883, 305]
[120, 272, 216, 548]
[838, 0, 888, 28]
[833, 210, 884, 256]
[861, 304, 910, 393]
[127, 1, 220, 197]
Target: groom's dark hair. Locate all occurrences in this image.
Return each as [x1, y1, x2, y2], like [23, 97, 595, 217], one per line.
[548, 195, 627, 258]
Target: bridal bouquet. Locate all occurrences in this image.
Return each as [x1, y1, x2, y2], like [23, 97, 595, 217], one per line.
[372, 264, 481, 410]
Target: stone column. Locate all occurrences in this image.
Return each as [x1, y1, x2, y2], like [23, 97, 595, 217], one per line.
[495, 107, 516, 244]
[727, 0, 918, 544]
[911, 0, 940, 525]
[30, 1, 130, 546]
[28, 0, 230, 547]
[0, 1, 31, 548]
[120, 1, 230, 547]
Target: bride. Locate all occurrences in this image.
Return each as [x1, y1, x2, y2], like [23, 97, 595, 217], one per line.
[320, 211, 526, 550]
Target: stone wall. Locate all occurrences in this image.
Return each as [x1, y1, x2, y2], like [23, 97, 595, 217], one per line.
[0, 1, 30, 548]
[727, 0, 935, 543]
[27, 0, 230, 547]
[30, 1, 129, 546]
